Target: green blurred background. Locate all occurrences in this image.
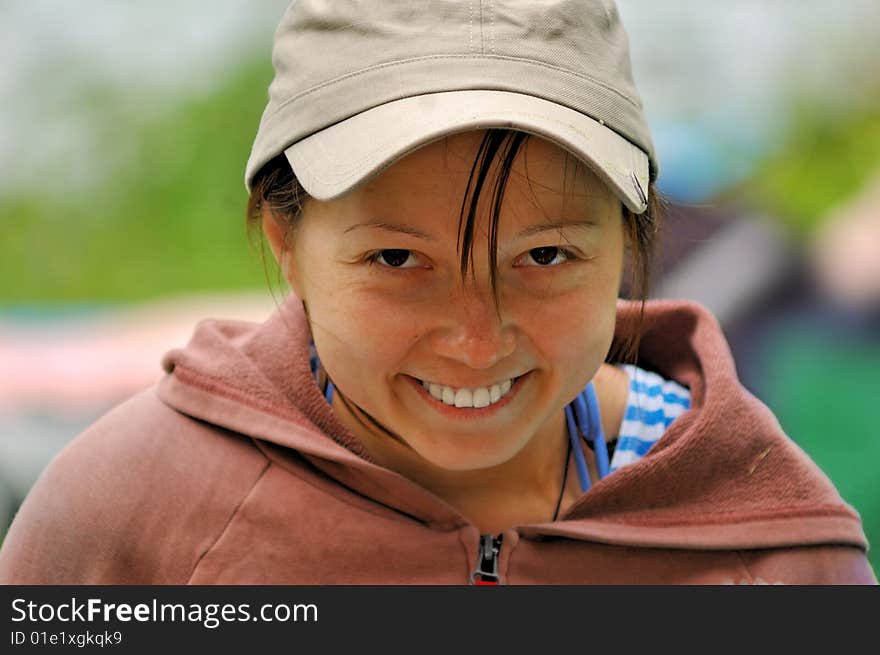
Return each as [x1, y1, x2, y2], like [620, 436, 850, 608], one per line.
[1, 1, 878, 573]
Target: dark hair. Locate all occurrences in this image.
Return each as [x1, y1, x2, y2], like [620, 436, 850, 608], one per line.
[246, 129, 662, 364]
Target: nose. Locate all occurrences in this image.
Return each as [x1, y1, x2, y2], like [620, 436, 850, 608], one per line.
[428, 282, 516, 370]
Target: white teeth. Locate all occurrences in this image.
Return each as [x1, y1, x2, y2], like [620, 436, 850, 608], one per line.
[472, 387, 491, 408]
[442, 386, 455, 405]
[453, 388, 472, 408]
[417, 376, 518, 409]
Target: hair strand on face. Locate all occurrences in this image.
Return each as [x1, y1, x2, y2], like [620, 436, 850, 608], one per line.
[456, 130, 529, 314]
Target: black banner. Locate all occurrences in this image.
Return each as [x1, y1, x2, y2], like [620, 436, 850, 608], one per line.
[1, 585, 875, 651]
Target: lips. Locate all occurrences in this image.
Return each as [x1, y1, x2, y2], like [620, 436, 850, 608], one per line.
[416, 377, 517, 409]
[406, 373, 528, 420]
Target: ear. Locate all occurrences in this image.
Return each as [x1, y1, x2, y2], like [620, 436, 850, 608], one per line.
[261, 204, 286, 264]
[261, 205, 304, 298]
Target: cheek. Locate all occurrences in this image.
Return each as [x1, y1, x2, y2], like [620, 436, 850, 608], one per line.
[306, 283, 424, 382]
[511, 267, 620, 391]
[520, 288, 616, 359]
[289, 234, 411, 367]
[510, 228, 623, 352]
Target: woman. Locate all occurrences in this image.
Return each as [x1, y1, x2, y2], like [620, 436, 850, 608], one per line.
[0, 0, 874, 584]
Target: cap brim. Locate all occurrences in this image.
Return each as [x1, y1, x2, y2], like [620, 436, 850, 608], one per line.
[285, 89, 649, 213]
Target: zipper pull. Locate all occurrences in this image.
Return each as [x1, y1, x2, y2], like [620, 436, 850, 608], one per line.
[471, 534, 504, 585]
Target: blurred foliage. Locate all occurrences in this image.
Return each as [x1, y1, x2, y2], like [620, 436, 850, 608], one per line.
[0, 57, 276, 302]
[744, 96, 880, 238]
[763, 326, 880, 573]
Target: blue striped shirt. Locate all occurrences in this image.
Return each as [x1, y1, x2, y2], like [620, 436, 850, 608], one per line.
[609, 364, 691, 473]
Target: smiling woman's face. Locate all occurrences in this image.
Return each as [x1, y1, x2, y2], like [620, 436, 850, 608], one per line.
[272, 130, 625, 472]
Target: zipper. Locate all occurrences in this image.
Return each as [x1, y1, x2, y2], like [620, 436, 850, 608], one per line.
[471, 533, 503, 585]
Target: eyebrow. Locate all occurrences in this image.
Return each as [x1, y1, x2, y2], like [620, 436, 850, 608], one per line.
[515, 219, 600, 238]
[343, 219, 599, 241]
[343, 221, 435, 241]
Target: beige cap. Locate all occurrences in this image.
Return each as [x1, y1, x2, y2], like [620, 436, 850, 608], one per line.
[246, 0, 657, 213]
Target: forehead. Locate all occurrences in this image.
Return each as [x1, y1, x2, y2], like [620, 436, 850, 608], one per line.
[301, 129, 620, 234]
[369, 129, 611, 199]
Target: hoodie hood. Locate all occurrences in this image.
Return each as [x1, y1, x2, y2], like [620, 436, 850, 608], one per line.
[158, 293, 868, 552]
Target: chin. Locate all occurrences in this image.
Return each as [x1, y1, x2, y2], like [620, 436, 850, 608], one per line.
[411, 435, 524, 472]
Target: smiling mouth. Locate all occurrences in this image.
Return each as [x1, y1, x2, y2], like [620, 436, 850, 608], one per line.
[410, 374, 525, 410]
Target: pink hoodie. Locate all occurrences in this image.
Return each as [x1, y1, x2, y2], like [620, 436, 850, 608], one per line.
[0, 295, 874, 584]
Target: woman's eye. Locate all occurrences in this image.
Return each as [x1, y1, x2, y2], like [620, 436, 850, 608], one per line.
[519, 246, 573, 267]
[369, 249, 421, 269]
